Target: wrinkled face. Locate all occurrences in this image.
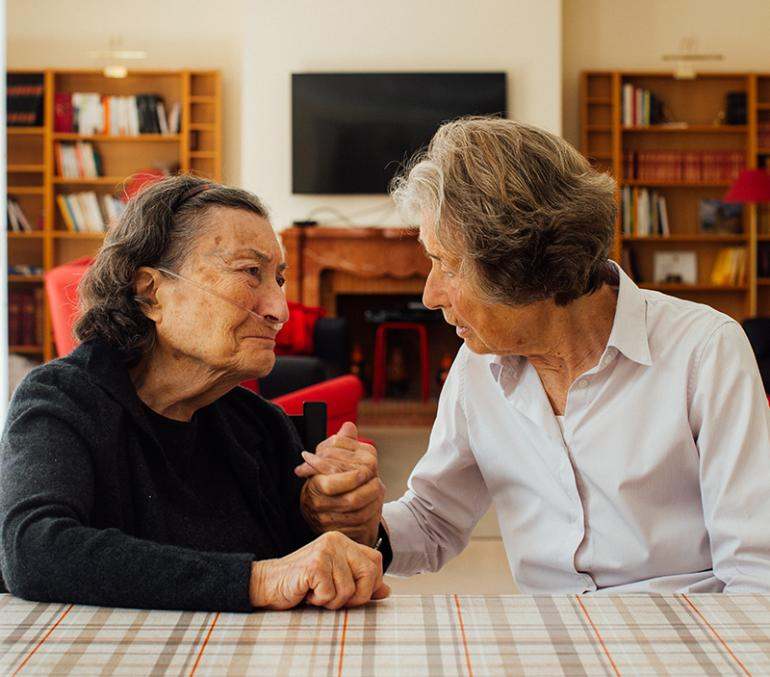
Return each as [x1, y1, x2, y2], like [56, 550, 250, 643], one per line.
[144, 207, 289, 378]
[419, 222, 548, 356]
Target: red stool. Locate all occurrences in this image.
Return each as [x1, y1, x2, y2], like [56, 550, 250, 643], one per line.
[372, 322, 430, 402]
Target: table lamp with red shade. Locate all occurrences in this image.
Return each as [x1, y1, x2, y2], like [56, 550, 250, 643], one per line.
[724, 169, 770, 312]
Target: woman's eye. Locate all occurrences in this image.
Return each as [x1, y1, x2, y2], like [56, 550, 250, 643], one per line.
[244, 267, 261, 279]
[276, 276, 286, 288]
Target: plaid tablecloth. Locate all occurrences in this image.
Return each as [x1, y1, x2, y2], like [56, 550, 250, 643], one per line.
[1, 593, 769, 675]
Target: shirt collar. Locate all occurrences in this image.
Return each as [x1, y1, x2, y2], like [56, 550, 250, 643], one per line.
[606, 261, 652, 367]
[488, 260, 652, 383]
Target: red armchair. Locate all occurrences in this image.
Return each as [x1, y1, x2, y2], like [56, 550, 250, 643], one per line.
[44, 259, 363, 435]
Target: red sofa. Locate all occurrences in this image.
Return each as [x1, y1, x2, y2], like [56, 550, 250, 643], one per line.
[44, 258, 363, 435]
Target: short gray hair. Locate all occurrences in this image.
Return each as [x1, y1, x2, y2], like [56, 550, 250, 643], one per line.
[75, 174, 269, 364]
[390, 117, 617, 306]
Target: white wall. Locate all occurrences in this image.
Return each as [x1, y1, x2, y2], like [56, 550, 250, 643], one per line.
[6, 0, 562, 228]
[6, 0, 247, 184]
[241, 0, 562, 228]
[562, 0, 770, 146]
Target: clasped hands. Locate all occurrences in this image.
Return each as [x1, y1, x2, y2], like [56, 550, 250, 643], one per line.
[250, 422, 388, 610]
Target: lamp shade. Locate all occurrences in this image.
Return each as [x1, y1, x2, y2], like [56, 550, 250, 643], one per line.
[724, 169, 770, 203]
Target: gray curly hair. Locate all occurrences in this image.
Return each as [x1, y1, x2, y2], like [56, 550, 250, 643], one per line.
[74, 174, 269, 364]
[390, 116, 617, 306]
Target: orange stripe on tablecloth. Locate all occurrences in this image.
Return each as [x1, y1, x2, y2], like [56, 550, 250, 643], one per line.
[13, 603, 73, 675]
[453, 594, 474, 677]
[337, 609, 350, 677]
[681, 595, 752, 676]
[189, 611, 220, 677]
[575, 596, 621, 677]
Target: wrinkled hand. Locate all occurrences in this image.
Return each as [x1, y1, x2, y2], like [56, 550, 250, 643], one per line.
[296, 422, 385, 546]
[249, 531, 390, 610]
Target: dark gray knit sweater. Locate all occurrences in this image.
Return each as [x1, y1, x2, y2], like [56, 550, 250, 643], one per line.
[0, 340, 316, 611]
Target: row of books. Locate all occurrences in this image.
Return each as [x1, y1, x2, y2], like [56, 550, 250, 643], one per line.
[54, 142, 103, 178]
[55, 92, 181, 136]
[8, 264, 44, 277]
[621, 187, 669, 237]
[57, 192, 126, 233]
[7, 199, 41, 232]
[7, 74, 44, 126]
[8, 289, 45, 347]
[621, 84, 665, 127]
[623, 151, 745, 182]
[711, 247, 747, 286]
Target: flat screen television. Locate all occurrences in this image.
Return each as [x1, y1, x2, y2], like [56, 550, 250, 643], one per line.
[292, 72, 507, 195]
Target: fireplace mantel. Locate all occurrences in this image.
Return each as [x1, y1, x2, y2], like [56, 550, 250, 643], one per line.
[281, 226, 430, 313]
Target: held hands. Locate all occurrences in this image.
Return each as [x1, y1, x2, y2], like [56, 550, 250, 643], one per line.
[296, 422, 385, 547]
[250, 531, 390, 610]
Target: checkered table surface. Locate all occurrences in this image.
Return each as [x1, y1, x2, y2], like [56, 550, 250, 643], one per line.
[1, 593, 769, 675]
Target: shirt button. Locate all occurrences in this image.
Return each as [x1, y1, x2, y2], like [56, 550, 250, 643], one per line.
[578, 379, 588, 389]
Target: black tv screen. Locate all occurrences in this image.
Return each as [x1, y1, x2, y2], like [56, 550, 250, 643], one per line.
[292, 72, 507, 195]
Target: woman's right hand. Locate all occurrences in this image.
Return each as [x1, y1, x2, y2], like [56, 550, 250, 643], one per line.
[249, 531, 390, 610]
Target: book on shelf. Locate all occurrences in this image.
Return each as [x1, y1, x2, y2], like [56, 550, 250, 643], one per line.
[621, 247, 640, 281]
[653, 251, 697, 285]
[6, 73, 44, 127]
[8, 264, 44, 277]
[622, 83, 665, 127]
[8, 289, 44, 346]
[54, 141, 103, 178]
[54, 92, 181, 135]
[621, 187, 669, 237]
[698, 200, 743, 234]
[6, 199, 38, 233]
[624, 150, 745, 182]
[56, 191, 125, 233]
[710, 247, 747, 286]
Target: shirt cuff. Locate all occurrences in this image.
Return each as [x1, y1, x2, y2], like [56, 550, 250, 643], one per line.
[381, 499, 429, 577]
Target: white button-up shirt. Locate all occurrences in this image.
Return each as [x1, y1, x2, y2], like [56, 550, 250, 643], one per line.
[382, 265, 770, 593]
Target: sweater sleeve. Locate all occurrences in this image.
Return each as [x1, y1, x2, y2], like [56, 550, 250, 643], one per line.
[0, 371, 254, 612]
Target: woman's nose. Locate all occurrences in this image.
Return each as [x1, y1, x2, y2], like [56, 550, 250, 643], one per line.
[260, 285, 290, 325]
[422, 269, 445, 310]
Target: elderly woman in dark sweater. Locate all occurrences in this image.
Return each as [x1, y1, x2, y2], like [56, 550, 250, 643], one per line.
[0, 175, 388, 611]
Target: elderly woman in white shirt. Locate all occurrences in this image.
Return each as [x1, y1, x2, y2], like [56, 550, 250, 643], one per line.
[297, 116, 770, 593]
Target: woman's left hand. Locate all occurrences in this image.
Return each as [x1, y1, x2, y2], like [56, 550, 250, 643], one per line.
[296, 422, 385, 546]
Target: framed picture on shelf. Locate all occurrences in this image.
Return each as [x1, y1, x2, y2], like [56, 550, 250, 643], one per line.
[653, 251, 697, 285]
[698, 199, 743, 234]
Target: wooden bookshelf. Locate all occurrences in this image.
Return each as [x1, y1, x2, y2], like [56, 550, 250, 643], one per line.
[580, 71, 770, 321]
[6, 69, 222, 363]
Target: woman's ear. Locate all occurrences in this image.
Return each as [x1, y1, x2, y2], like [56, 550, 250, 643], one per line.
[134, 267, 163, 322]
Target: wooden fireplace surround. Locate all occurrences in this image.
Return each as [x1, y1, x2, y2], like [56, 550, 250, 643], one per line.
[281, 226, 430, 314]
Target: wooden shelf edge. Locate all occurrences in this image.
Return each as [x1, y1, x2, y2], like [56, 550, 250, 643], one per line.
[8, 275, 45, 282]
[622, 125, 747, 133]
[622, 180, 733, 187]
[6, 231, 45, 238]
[53, 133, 181, 142]
[7, 186, 45, 194]
[52, 176, 126, 185]
[7, 164, 45, 172]
[9, 345, 45, 354]
[51, 231, 106, 239]
[623, 235, 747, 243]
[7, 126, 44, 135]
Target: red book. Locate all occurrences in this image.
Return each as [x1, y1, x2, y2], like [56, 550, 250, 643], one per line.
[54, 93, 74, 132]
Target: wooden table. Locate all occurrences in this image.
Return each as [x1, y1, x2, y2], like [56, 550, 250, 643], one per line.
[2, 593, 769, 675]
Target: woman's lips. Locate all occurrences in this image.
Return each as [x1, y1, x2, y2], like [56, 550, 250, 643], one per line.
[456, 326, 471, 338]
